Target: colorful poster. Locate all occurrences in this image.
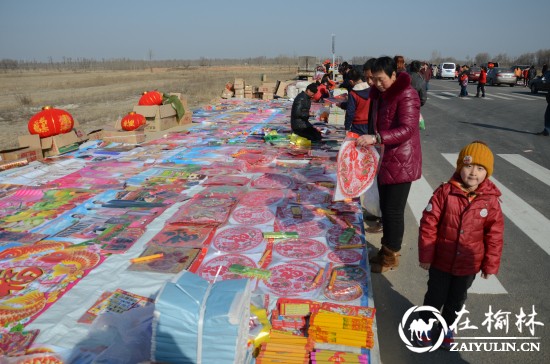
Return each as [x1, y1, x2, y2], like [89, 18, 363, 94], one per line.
[128, 246, 205, 274]
[0, 243, 104, 331]
[77, 289, 153, 324]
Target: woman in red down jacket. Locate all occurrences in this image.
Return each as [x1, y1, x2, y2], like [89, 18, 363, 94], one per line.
[356, 56, 422, 273]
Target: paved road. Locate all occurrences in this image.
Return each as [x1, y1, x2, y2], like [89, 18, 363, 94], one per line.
[369, 78, 550, 364]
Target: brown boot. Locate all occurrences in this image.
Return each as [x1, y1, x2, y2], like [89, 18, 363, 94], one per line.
[370, 245, 400, 273]
[368, 248, 384, 265]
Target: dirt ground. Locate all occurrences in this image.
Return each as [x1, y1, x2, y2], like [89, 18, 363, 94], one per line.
[0, 66, 297, 150]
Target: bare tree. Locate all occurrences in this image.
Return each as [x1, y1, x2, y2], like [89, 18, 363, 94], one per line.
[474, 52, 490, 66]
[148, 49, 154, 73]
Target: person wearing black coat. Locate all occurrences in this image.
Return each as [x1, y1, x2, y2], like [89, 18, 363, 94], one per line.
[408, 60, 427, 106]
[290, 83, 322, 141]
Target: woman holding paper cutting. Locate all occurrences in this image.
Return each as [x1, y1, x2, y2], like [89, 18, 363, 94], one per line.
[356, 56, 422, 273]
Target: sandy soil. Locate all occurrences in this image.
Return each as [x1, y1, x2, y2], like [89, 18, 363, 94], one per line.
[0, 66, 296, 150]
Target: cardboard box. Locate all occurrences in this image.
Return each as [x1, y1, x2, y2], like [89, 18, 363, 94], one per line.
[18, 131, 80, 157]
[102, 129, 146, 144]
[258, 83, 276, 93]
[133, 104, 179, 132]
[275, 81, 289, 97]
[233, 78, 245, 90]
[0, 146, 43, 163]
[166, 93, 192, 125]
[262, 92, 274, 100]
[72, 120, 88, 143]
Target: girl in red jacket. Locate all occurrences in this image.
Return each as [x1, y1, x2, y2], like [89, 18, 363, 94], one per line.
[417, 141, 504, 350]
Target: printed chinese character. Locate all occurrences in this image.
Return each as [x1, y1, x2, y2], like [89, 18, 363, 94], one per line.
[450, 305, 478, 332]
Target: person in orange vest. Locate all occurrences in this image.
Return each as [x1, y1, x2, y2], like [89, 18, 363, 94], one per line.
[522, 68, 529, 86]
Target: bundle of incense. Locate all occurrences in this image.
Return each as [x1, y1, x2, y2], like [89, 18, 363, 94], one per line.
[258, 239, 274, 268]
[308, 311, 375, 349]
[319, 302, 376, 319]
[262, 231, 299, 239]
[308, 326, 375, 349]
[271, 315, 307, 332]
[311, 349, 369, 364]
[255, 341, 310, 364]
[310, 311, 373, 332]
[277, 298, 320, 316]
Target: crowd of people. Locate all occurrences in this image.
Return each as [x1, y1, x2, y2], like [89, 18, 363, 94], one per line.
[289, 55, 507, 350]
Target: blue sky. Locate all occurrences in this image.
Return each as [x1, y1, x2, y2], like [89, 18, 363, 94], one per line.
[1, 0, 548, 62]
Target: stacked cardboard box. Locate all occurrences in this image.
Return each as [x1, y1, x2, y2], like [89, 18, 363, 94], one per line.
[133, 104, 178, 132]
[233, 78, 245, 99]
[244, 85, 253, 99]
[258, 82, 277, 100]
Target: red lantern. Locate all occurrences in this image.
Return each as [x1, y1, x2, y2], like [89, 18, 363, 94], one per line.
[121, 111, 146, 131]
[28, 106, 74, 138]
[138, 91, 163, 106]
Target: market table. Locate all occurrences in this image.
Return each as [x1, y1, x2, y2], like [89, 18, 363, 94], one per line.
[0, 98, 380, 363]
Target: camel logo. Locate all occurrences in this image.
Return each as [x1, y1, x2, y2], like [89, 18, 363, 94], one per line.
[398, 305, 449, 353]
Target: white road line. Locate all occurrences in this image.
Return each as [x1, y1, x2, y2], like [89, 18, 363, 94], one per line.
[498, 154, 550, 186]
[495, 93, 534, 101]
[443, 153, 550, 257]
[408, 174, 507, 294]
[409, 176, 435, 224]
[486, 93, 514, 100]
[429, 93, 450, 100]
[441, 92, 458, 98]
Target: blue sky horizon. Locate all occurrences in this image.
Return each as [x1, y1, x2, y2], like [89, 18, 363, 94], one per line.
[1, 0, 549, 63]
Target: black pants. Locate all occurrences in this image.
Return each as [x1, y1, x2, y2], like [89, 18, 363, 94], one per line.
[378, 181, 411, 251]
[476, 83, 485, 96]
[420, 267, 476, 327]
[293, 126, 322, 142]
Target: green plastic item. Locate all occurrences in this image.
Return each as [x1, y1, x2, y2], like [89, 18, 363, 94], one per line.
[338, 228, 356, 244]
[262, 231, 299, 239]
[228, 264, 271, 280]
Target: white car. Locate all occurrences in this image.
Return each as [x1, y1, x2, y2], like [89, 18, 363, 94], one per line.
[438, 62, 456, 79]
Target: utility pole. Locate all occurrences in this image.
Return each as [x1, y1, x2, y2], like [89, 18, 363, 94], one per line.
[331, 34, 336, 81]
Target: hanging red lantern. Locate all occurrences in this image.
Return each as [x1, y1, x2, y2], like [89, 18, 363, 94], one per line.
[120, 111, 146, 131]
[28, 106, 74, 138]
[138, 91, 163, 106]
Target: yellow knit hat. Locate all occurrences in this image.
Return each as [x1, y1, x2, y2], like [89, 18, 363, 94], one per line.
[456, 141, 494, 177]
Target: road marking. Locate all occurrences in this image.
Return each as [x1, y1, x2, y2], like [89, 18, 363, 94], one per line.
[409, 176, 435, 224]
[495, 93, 534, 101]
[485, 93, 514, 100]
[443, 153, 550, 256]
[429, 93, 450, 100]
[441, 92, 458, 98]
[498, 154, 550, 186]
[408, 174, 507, 294]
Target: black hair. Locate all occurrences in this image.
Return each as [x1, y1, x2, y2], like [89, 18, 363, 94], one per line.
[372, 56, 396, 78]
[363, 58, 377, 72]
[306, 83, 318, 93]
[347, 68, 363, 82]
[409, 60, 421, 73]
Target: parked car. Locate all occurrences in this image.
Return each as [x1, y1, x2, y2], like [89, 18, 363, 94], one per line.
[486, 67, 517, 86]
[529, 71, 550, 93]
[437, 62, 456, 79]
[468, 67, 481, 83]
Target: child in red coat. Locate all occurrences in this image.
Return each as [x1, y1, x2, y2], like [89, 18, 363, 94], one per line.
[417, 141, 504, 350]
